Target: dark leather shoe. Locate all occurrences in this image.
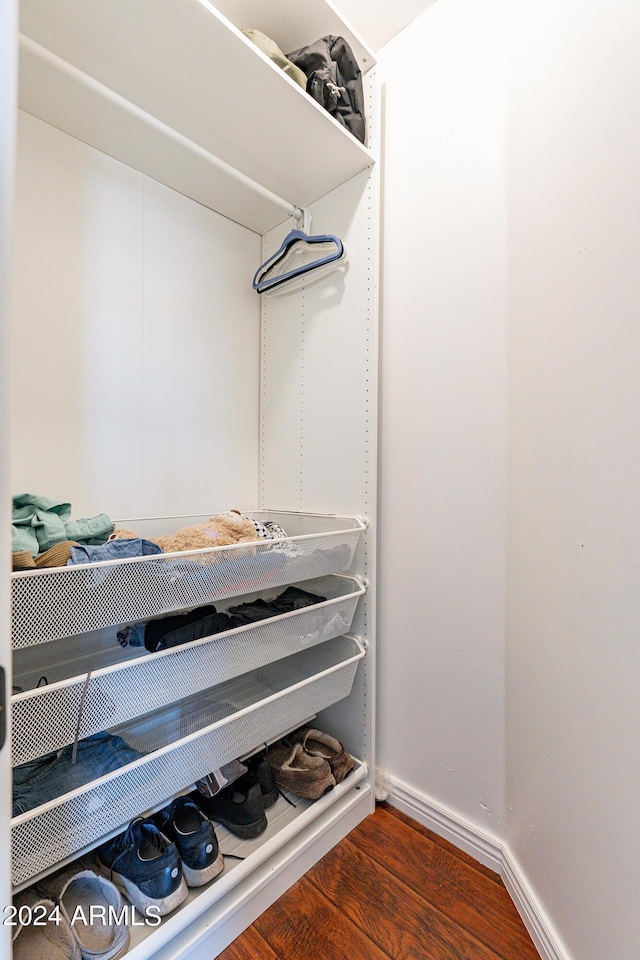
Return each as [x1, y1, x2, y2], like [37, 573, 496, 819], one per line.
[237, 754, 279, 810]
[193, 782, 267, 840]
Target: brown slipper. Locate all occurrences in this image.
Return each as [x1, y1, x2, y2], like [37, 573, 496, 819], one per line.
[266, 741, 335, 800]
[288, 726, 355, 783]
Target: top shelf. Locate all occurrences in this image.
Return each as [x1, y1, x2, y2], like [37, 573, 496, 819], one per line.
[18, 0, 377, 234]
[212, 0, 376, 73]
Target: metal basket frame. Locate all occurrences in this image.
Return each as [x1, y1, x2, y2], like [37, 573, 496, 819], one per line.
[11, 634, 366, 887]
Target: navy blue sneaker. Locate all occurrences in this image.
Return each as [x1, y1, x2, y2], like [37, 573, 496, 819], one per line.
[154, 796, 224, 887]
[96, 817, 187, 916]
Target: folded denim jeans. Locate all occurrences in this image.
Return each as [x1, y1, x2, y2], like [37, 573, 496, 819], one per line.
[68, 538, 163, 565]
[13, 732, 145, 817]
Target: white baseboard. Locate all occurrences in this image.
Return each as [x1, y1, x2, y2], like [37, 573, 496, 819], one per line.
[387, 777, 571, 960]
[387, 775, 503, 872]
[501, 846, 573, 960]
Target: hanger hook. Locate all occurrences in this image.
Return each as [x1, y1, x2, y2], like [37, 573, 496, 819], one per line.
[292, 206, 311, 234]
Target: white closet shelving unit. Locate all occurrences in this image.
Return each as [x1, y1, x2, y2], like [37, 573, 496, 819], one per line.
[3, 1, 379, 957]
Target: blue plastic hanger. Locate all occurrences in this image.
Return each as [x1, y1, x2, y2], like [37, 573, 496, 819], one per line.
[252, 229, 346, 294]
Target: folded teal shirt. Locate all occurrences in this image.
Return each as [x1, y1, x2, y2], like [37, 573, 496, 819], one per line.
[12, 493, 114, 556]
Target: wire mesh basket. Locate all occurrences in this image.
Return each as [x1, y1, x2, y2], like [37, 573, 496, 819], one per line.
[11, 511, 366, 650]
[12, 575, 365, 766]
[11, 634, 365, 887]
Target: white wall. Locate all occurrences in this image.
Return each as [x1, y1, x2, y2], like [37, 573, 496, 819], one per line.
[337, 0, 438, 51]
[11, 112, 261, 522]
[378, 0, 639, 956]
[377, 0, 508, 836]
[506, 2, 640, 958]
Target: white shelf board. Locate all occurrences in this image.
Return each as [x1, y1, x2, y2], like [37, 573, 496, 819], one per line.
[18, 0, 375, 233]
[18, 37, 289, 235]
[213, 0, 377, 72]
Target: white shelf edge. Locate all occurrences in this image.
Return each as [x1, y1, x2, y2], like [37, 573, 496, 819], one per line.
[18, 35, 295, 235]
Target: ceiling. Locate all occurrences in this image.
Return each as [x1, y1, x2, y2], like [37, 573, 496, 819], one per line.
[334, 0, 438, 52]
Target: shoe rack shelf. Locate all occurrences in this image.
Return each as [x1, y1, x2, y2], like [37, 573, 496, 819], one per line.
[126, 758, 370, 960]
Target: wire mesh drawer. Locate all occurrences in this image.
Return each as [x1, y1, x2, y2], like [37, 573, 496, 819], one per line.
[12, 575, 365, 766]
[11, 512, 366, 650]
[11, 634, 365, 887]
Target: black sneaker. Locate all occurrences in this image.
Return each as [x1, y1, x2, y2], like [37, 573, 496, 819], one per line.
[237, 754, 279, 810]
[154, 796, 224, 887]
[96, 817, 188, 916]
[193, 781, 267, 840]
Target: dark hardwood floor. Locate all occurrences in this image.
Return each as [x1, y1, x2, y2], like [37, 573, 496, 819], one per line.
[218, 803, 540, 960]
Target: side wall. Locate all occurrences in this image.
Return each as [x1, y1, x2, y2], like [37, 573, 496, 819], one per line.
[378, 0, 639, 956]
[0, 2, 17, 955]
[377, 0, 507, 839]
[11, 111, 261, 520]
[506, 2, 640, 958]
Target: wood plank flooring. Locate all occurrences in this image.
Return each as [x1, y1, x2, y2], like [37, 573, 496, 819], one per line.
[218, 803, 540, 960]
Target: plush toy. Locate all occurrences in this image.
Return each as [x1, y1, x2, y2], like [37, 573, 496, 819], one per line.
[110, 510, 260, 554]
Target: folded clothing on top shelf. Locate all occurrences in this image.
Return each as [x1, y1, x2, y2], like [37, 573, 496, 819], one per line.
[13, 731, 145, 817]
[12, 506, 295, 571]
[12, 492, 114, 561]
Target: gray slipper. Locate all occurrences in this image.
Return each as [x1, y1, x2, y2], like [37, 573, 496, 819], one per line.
[37, 862, 130, 960]
[13, 887, 81, 960]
